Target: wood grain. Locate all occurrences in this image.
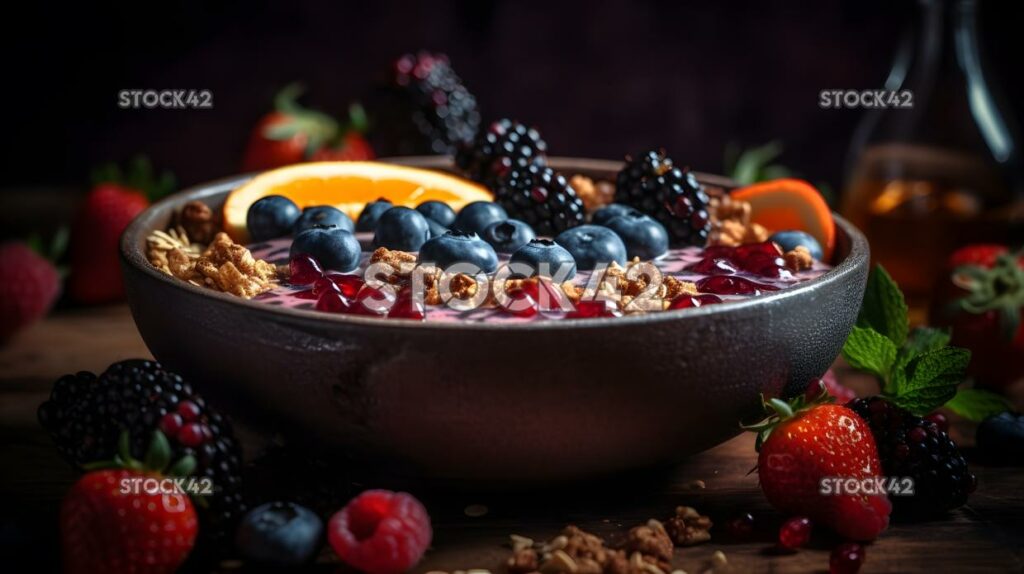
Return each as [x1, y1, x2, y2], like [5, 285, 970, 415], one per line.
[1, 306, 1022, 573]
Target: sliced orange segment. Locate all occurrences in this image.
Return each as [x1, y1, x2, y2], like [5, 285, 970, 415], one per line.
[730, 178, 836, 260]
[223, 161, 492, 242]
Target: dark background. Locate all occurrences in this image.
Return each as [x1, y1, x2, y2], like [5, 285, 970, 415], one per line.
[2, 0, 1022, 193]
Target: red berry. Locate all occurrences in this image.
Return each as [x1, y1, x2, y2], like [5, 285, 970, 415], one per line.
[830, 542, 866, 574]
[290, 254, 324, 285]
[924, 412, 949, 433]
[566, 300, 622, 319]
[177, 400, 201, 421]
[159, 413, 183, 435]
[696, 275, 779, 295]
[328, 490, 432, 574]
[726, 513, 755, 540]
[178, 422, 207, 447]
[389, 291, 426, 320]
[0, 242, 61, 340]
[778, 516, 812, 550]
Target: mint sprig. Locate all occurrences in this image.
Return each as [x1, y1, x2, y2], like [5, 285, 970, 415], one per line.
[841, 265, 1008, 420]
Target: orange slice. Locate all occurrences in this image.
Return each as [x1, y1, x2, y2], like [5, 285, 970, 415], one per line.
[730, 178, 836, 260]
[223, 161, 492, 242]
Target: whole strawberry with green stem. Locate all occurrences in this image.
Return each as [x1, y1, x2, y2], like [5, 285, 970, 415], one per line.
[61, 430, 198, 574]
[68, 157, 175, 304]
[744, 384, 891, 541]
[930, 244, 1024, 390]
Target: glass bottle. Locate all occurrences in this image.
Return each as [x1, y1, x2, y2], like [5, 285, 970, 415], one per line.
[842, 0, 1023, 310]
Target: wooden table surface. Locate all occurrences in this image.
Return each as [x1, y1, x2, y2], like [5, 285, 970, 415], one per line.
[2, 306, 1022, 573]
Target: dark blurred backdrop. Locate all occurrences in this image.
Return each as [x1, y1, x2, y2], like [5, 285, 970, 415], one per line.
[2, 0, 1022, 193]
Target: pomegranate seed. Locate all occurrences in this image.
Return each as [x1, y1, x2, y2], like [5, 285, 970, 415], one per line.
[328, 274, 365, 298]
[316, 291, 353, 313]
[668, 294, 722, 310]
[726, 513, 755, 540]
[696, 275, 778, 295]
[312, 276, 342, 297]
[685, 257, 739, 275]
[289, 254, 324, 285]
[684, 241, 790, 279]
[293, 288, 318, 300]
[829, 542, 865, 574]
[777, 516, 812, 550]
[353, 286, 396, 316]
[178, 422, 207, 447]
[566, 300, 622, 319]
[159, 413, 183, 435]
[389, 289, 426, 320]
[924, 412, 949, 433]
[502, 286, 539, 318]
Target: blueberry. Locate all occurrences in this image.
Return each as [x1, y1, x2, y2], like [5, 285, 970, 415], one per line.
[769, 230, 824, 260]
[355, 199, 393, 232]
[977, 412, 1024, 465]
[554, 224, 627, 270]
[592, 203, 641, 226]
[372, 207, 431, 252]
[418, 230, 498, 273]
[481, 219, 536, 254]
[294, 205, 354, 234]
[416, 200, 457, 227]
[290, 227, 361, 272]
[509, 238, 577, 279]
[601, 213, 669, 260]
[235, 501, 323, 566]
[247, 195, 301, 241]
[426, 217, 449, 238]
[452, 201, 507, 235]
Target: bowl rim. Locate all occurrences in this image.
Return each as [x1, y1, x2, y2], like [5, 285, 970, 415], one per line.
[121, 156, 869, 332]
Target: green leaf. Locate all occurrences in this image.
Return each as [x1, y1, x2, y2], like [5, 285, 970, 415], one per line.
[904, 327, 951, 356]
[842, 326, 898, 380]
[143, 431, 172, 473]
[902, 347, 971, 393]
[856, 266, 909, 346]
[890, 384, 958, 416]
[167, 455, 197, 478]
[944, 388, 1011, 422]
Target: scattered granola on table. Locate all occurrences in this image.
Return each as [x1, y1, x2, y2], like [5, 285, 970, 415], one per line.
[664, 506, 712, 547]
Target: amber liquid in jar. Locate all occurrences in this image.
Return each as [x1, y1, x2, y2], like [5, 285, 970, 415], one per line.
[843, 143, 1018, 309]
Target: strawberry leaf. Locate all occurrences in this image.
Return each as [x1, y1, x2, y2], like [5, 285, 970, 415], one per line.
[856, 265, 909, 346]
[944, 388, 1010, 422]
[842, 326, 897, 381]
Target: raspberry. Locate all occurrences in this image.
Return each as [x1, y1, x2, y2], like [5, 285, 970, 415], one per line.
[830, 542, 866, 574]
[328, 489, 432, 574]
[778, 516, 812, 550]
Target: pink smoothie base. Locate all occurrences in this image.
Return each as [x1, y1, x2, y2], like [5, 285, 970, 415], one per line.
[248, 234, 831, 323]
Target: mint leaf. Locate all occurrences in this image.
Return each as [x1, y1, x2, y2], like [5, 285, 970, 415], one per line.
[903, 347, 971, 393]
[904, 327, 951, 356]
[890, 384, 958, 416]
[856, 266, 909, 346]
[842, 326, 897, 380]
[944, 388, 1010, 422]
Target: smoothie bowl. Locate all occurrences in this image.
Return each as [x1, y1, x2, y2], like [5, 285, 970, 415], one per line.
[120, 153, 868, 482]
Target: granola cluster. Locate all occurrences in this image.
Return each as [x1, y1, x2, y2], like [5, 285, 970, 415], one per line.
[148, 229, 277, 299]
[782, 245, 813, 271]
[507, 510, 710, 574]
[571, 175, 616, 212]
[663, 506, 713, 547]
[577, 259, 699, 314]
[707, 194, 769, 247]
[175, 200, 220, 244]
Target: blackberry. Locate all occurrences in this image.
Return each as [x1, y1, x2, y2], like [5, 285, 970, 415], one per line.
[615, 150, 711, 247]
[370, 51, 480, 156]
[848, 396, 976, 516]
[37, 360, 245, 547]
[493, 164, 584, 237]
[455, 119, 548, 189]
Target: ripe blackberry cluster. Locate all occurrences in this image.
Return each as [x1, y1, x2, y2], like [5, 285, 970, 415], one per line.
[493, 164, 584, 236]
[615, 150, 711, 247]
[37, 360, 245, 546]
[848, 396, 976, 516]
[372, 51, 480, 155]
[455, 119, 548, 189]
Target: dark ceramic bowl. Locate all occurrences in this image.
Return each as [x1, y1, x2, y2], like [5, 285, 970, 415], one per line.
[121, 157, 869, 482]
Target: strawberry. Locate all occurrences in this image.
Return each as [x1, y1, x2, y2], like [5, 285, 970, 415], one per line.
[60, 431, 198, 574]
[68, 159, 174, 304]
[0, 240, 61, 341]
[745, 390, 891, 541]
[310, 131, 375, 162]
[930, 244, 1024, 389]
[242, 85, 343, 172]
